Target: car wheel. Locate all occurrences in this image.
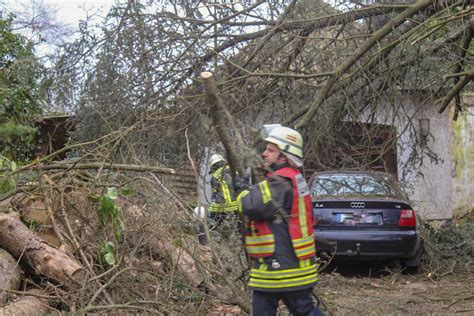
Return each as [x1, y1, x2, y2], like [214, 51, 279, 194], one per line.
[401, 246, 422, 274]
[384, 258, 402, 274]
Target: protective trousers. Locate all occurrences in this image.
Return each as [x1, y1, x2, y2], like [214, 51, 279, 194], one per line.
[252, 288, 325, 316]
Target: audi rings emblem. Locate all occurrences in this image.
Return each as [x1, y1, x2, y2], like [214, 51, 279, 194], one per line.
[350, 202, 365, 208]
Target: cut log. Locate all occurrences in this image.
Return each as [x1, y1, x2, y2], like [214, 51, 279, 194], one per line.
[156, 236, 205, 287]
[17, 196, 62, 248]
[0, 248, 23, 305]
[0, 212, 85, 288]
[0, 289, 49, 316]
[118, 198, 207, 287]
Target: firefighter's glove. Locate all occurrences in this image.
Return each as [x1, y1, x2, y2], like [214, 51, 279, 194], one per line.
[234, 175, 251, 195]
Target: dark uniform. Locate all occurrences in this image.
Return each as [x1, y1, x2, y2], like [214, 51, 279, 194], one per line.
[208, 165, 238, 224]
[237, 162, 324, 316]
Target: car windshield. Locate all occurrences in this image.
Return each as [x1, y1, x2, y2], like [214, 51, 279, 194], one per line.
[311, 173, 399, 197]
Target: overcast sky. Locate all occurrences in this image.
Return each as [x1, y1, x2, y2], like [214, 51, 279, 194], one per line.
[39, 0, 116, 25]
[2, 0, 117, 29]
[1, 0, 120, 58]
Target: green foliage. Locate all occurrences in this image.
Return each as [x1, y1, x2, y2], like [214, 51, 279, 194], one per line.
[0, 155, 17, 194]
[456, 208, 474, 225]
[27, 219, 40, 231]
[172, 238, 183, 247]
[94, 188, 123, 267]
[120, 188, 133, 196]
[426, 222, 474, 259]
[99, 241, 117, 266]
[0, 122, 37, 159]
[0, 177, 15, 194]
[96, 187, 123, 239]
[0, 17, 44, 160]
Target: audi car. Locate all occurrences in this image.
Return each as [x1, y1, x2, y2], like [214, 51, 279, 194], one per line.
[309, 171, 422, 270]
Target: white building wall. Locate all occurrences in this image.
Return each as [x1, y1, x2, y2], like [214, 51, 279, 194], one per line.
[408, 100, 452, 220]
[451, 94, 474, 218]
[359, 95, 453, 220]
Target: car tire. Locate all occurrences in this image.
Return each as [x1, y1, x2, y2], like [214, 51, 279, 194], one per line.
[401, 245, 422, 273]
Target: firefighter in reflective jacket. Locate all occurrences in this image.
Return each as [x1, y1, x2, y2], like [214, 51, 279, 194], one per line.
[235, 126, 324, 316]
[208, 153, 238, 225]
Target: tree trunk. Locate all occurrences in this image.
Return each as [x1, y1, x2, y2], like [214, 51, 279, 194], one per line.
[0, 212, 85, 288]
[0, 289, 49, 316]
[118, 199, 208, 287]
[0, 248, 23, 305]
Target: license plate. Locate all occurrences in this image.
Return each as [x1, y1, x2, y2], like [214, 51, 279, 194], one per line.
[332, 212, 383, 225]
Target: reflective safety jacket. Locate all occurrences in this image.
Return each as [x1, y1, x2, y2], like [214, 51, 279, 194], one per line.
[237, 164, 318, 292]
[208, 165, 238, 213]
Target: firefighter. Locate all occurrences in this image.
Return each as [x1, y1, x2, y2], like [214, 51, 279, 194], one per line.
[235, 125, 324, 316]
[207, 153, 238, 228]
[197, 153, 239, 245]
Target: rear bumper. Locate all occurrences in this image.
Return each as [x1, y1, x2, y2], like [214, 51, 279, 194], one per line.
[314, 229, 421, 260]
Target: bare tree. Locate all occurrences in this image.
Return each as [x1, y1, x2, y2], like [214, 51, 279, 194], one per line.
[46, 0, 471, 174]
[1, 1, 472, 314]
[4, 0, 76, 54]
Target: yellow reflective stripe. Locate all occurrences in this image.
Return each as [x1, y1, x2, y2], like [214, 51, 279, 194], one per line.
[246, 245, 275, 254]
[208, 202, 238, 212]
[250, 264, 318, 279]
[221, 181, 232, 202]
[246, 246, 275, 254]
[248, 273, 318, 289]
[208, 205, 237, 212]
[212, 167, 224, 180]
[236, 190, 250, 213]
[210, 166, 237, 212]
[247, 246, 274, 253]
[292, 236, 315, 247]
[258, 180, 272, 204]
[298, 197, 309, 237]
[299, 259, 310, 268]
[295, 246, 316, 258]
[258, 262, 268, 270]
[246, 235, 274, 245]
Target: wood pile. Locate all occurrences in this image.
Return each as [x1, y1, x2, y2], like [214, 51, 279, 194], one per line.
[0, 176, 246, 314]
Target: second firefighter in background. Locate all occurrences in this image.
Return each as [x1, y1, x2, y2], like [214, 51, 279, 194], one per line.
[208, 153, 238, 227]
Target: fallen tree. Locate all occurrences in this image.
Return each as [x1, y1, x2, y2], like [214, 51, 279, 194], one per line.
[0, 167, 250, 314]
[0, 158, 473, 314]
[0, 248, 23, 305]
[0, 289, 49, 316]
[0, 212, 85, 288]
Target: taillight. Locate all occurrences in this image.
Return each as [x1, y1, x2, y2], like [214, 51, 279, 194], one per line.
[399, 209, 416, 227]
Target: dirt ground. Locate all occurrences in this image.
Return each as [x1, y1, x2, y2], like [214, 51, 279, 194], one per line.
[207, 261, 474, 315]
[315, 262, 474, 315]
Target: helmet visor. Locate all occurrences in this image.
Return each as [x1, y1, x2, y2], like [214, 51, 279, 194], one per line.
[260, 124, 282, 139]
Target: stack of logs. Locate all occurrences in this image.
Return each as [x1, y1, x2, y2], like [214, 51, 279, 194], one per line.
[0, 187, 219, 314]
[0, 209, 85, 315]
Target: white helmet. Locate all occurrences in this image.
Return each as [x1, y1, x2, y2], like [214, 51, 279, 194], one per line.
[263, 126, 303, 166]
[209, 153, 225, 167]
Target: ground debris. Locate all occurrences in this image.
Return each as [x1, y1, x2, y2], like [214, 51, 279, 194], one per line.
[1, 172, 473, 315]
[314, 221, 474, 315]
